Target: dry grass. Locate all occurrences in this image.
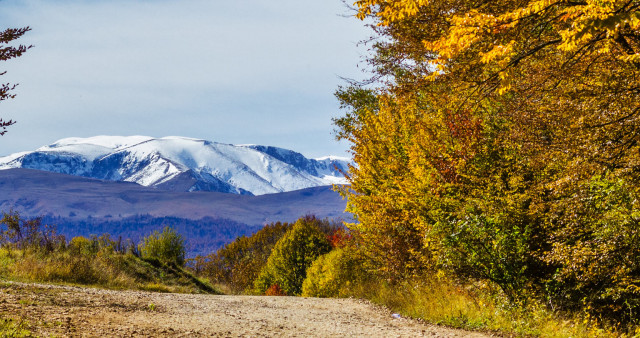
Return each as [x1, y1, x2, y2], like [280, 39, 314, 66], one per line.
[0, 247, 219, 294]
[350, 277, 638, 337]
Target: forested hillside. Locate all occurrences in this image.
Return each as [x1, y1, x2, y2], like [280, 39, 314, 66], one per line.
[42, 215, 257, 257]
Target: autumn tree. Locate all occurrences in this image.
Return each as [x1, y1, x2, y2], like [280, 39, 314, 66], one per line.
[0, 27, 31, 136]
[253, 216, 332, 296]
[197, 221, 292, 293]
[338, 0, 640, 321]
[139, 227, 186, 266]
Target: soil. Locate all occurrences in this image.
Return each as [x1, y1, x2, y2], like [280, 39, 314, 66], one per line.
[0, 281, 492, 337]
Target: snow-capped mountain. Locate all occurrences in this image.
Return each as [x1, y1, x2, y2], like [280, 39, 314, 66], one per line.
[0, 136, 351, 195]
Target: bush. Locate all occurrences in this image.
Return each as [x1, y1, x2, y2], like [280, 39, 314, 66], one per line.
[138, 227, 186, 266]
[0, 211, 65, 253]
[69, 236, 98, 257]
[265, 284, 286, 296]
[254, 216, 332, 296]
[301, 245, 368, 298]
[543, 175, 640, 322]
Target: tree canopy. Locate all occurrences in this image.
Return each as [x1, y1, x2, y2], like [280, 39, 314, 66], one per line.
[337, 0, 640, 322]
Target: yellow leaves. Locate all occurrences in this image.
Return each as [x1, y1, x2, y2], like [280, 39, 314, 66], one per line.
[357, 0, 640, 80]
[557, 5, 640, 54]
[360, 0, 639, 89]
[480, 41, 515, 65]
[497, 81, 512, 95]
[498, 0, 560, 23]
[426, 10, 495, 63]
[354, 0, 431, 25]
[619, 53, 640, 63]
[529, 0, 559, 13]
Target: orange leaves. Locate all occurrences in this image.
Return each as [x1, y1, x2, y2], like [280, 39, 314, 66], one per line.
[327, 228, 352, 248]
[265, 284, 287, 296]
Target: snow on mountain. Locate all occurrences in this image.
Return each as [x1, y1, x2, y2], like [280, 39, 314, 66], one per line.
[0, 136, 351, 195]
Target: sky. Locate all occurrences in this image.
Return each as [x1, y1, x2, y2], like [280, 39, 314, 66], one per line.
[0, 0, 371, 159]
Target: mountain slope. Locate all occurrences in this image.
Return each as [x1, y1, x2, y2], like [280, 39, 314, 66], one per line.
[0, 168, 349, 225]
[0, 136, 351, 195]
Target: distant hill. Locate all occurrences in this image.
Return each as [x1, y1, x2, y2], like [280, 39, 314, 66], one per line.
[0, 168, 348, 224]
[0, 169, 350, 256]
[0, 135, 351, 195]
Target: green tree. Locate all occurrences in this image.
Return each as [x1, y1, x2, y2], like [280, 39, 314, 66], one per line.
[254, 216, 332, 296]
[139, 227, 186, 266]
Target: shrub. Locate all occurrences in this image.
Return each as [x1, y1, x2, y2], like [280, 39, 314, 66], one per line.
[301, 245, 368, 298]
[254, 216, 332, 296]
[139, 227, 186, 266]
[69, 236, 98, 257]
[0, 211, 65, 253]
[265, 284, 286, 296]
[543, 175, 640, 322]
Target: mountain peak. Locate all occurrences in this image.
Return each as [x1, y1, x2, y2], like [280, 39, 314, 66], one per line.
[0, 136, 351, 196]
[45, 135, 155, 149]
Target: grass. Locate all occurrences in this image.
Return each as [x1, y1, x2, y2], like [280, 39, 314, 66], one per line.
[0, 247, 220, 295]
[0, 317, 32, 338]
[349, 277, 639, 337]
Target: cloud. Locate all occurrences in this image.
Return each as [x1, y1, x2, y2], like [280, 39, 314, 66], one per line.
[0, 0, 369, 158]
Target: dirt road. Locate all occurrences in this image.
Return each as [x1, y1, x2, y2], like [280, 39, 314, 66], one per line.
[1, 281, 490, 337]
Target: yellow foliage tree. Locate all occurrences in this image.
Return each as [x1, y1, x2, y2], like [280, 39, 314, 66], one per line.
[338, 0, 640, 322]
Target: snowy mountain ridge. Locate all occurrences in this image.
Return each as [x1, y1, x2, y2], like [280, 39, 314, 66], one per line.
[0, 136, 351, 195]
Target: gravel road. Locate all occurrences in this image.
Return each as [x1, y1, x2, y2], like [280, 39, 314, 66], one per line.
[0, 281, 491, 337]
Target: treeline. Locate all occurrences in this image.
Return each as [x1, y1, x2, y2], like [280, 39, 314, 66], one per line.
[191, 216, 358, 297]
[42, 215, 258, 257]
